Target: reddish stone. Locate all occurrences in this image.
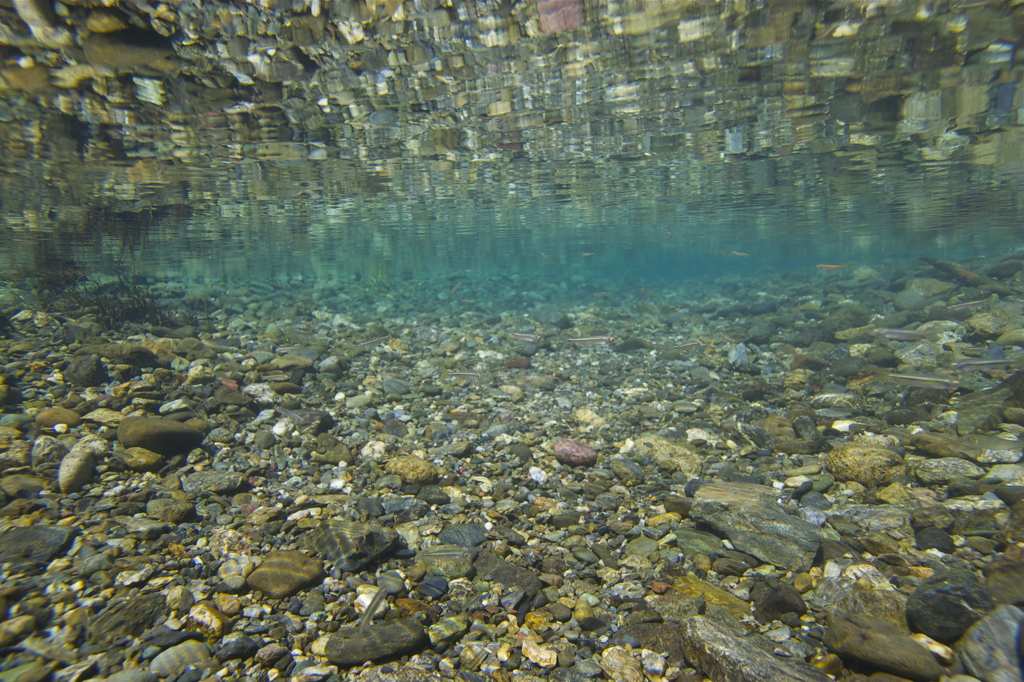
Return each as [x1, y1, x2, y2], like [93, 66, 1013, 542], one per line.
[553, 438, 597, 466]
[505, 357, 531, 369]
[538, 0, 583, 33]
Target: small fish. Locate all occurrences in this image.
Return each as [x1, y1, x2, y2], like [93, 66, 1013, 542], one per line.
[731, 251, 750, 257]
[640, 287, 654, 295]
[358, 334, 391, 347]
[581, 252, 595, 257]
[665, 231, 674, 239]
[946, 298, 990, 312]
[869, 327, 936, 341]
[880, 372, 961, 390]
[275, 345, 302, 354]
[673, 341, 700, 350]
[450, 372, 482, 381]
[449, 281, 463, 295]
[513, 332, 544, 343]
[261, 373, 290, 382]
[816, 264, 848, 270]
[720, 331, 737, 344]
[567, 336, 616, 345]
[953, 346, 1014, 373]
[953, 357, 1014, 372]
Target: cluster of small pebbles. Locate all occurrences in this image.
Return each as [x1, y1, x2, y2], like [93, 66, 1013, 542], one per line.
[1, 253, 1023, 682]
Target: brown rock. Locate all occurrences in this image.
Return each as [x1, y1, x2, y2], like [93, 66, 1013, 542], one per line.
[247, 550, 324, 599]
[384, 454, 438, 485]
[35, 407, 82, 428]
[826, 443, 905, 487]
[117, 417, 204, 455]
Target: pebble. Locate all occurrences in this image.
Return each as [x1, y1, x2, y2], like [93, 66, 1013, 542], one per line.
[117, 416, 205, 454]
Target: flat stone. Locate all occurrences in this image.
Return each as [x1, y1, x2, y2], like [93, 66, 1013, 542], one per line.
[117, 516, 170, 539]
[117, 417, 204, 455]
[824, 611, 945, 681]
[663, 574, 750, 622]
[473, 551, 544, 597]
[122, 447, 164, 472]
[0, 474, 47, 497]
[985, 556, 1024, 605]
[430, 441, 473, 459]
[691, 482, 822, 572]
[981, 464, 1024, 486]
[957, 604, 1024, 682]
[149, 640, 214, 678]
[908, 432, 983, 461]
[0, 525, 78, 571]
[181, 470, 245, 494]
[436, 523, 486, 548]
[324, 617, 428, 667]
[247, 550, 325, 599]
[914, 457, 986, 484]
[673, 528, 724, 556]
[608, 623, 686, 668]
[679, 615, 832, 682]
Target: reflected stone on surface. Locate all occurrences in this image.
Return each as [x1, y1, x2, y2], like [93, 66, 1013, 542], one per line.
[0, 0, 1020, 279]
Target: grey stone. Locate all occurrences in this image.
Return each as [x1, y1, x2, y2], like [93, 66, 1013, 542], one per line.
[623, 536, 659, 558]
[437, 523, 486, 548]
[690, 482, 822, 572]
[181, 471, 246, 495]
[117, 516, 170, 539]
[610, 457, 645, 484]
[430, 441, 473, 458]
[957, 604, 1024, 682]
[679, 615, 833, 682]
[985, 558, 1024, 606]
[324, 617, 428, 667]
[607, 623, 686, 668]
[105, 670, 158, 682]
[915, 457, 986, 484]
[673, 528, 725, 557]
[824, 611, 945, 681]
[752, 579, 807, 622]
[66, 354, 107, 386]
[473, 551, 544, 597]
[87, 594, 166, 644]
[0, 525, 78, 570]
[907, 569, 995, 644]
